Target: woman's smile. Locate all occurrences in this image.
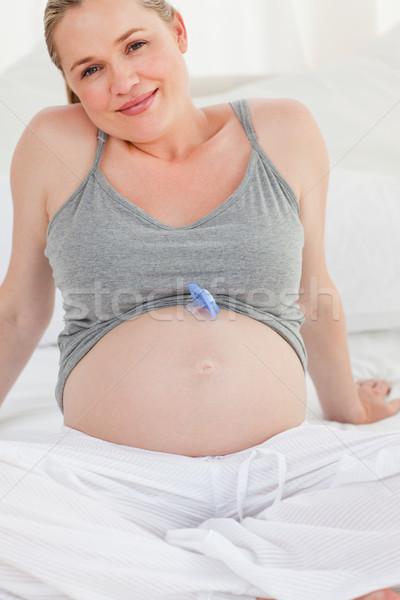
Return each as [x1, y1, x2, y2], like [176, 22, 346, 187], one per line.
[116, 88, 158, 116]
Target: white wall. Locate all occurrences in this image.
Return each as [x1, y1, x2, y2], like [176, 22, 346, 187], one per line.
[378, 0, 400, 32]
[179, 0, 309, 76]
[292, 0, 377, 66]
[179, 0, 400, 75]
[0, 0, 47, 74]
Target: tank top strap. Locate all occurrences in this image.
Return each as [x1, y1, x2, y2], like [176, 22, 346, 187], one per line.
[91, 129, 107, 171]
[229, 98, 265, 155]
[230, 98, 300, 214]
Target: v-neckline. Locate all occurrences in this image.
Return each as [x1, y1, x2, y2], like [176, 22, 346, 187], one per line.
[94, 148, 258, 231]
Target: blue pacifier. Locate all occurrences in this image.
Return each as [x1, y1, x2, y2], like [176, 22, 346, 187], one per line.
[185, 283, 221, 320]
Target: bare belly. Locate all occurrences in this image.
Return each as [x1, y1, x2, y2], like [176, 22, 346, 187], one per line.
[63, 307, 307, 456]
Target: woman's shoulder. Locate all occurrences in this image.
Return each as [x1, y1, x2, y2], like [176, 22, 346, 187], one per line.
[29, 102, 95, 130]
[245, 97, 327, 161]
[210, 96, 320, 149]
[230, 97, 327, 206]
[202, 97, 311, 137]
[13, 103, 99, 186]
[245, 97, 316, 139]
[26, 103, 98, 155]
[10, 104, 100, 218]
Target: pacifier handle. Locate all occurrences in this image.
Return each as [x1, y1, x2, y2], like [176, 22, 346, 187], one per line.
[185, 283, 221, 320]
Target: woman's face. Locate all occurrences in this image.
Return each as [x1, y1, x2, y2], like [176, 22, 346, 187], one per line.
[54, 0, 189, 142]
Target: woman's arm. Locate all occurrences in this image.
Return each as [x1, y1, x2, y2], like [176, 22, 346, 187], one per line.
[300, 288, 365, 423]
[294, 101, 400, 423]
[0, 111, 56, 407]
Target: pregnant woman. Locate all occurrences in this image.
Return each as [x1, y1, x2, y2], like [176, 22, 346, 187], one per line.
[0, 0, 399, 598]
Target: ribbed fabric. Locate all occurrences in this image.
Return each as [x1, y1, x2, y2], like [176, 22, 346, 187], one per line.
[0, 422, 399, 599]
[44, 98, 306, 413]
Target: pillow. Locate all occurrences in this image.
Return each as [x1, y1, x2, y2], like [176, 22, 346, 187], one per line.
[324, 169, 400, 333]
[194, 22, 400, 181]
[0, 173, 64, 346]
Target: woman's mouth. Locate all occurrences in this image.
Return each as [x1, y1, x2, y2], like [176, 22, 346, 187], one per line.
[117, 89, 158, 116]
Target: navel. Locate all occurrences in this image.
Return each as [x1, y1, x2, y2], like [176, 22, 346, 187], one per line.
[195, 359, 218, 376]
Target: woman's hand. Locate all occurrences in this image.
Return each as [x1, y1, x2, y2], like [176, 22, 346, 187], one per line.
[354, 379, 400, 424]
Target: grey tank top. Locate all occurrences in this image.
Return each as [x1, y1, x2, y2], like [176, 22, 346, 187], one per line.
[44, 98, 307, 413]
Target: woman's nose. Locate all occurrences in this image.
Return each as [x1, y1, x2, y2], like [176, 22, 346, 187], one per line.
[110, 62, 140, 95]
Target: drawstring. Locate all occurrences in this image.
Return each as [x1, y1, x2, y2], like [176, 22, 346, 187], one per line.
[236, 450, 257, 522]
[236, 448, 287, 522]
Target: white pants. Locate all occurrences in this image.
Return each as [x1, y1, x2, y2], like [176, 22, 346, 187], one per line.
[0, 422, 399, 600]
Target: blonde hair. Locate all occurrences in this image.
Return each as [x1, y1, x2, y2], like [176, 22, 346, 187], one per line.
[44, 0, 175, 104]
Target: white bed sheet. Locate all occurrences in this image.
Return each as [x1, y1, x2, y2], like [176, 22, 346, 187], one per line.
[0, 328, 399, 442]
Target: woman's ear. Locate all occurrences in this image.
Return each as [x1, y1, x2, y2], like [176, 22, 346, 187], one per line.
[171, 11, 188, 53]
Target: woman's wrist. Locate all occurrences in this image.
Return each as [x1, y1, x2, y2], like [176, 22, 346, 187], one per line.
[321, 390, 365, 424]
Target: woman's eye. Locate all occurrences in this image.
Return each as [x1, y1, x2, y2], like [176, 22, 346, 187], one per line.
[82, 66, 100, 78]
[80, 42, 146, 79]
[128, 41, 147, 52]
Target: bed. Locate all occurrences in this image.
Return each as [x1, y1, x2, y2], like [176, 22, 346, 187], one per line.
[0, 23, 399, 441]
